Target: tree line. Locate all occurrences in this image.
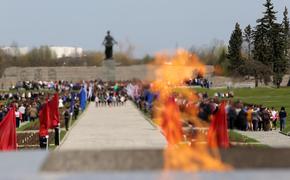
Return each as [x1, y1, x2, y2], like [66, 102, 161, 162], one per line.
[0, 46, 154, 77]
[226, 0, 289, 88]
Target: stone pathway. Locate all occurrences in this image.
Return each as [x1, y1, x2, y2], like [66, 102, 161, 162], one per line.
[59, 102, 166, 150]
[237, 130, 290, 148]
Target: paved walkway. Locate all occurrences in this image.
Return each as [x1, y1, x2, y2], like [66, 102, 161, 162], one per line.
[237, 130, 290, 148]
[59, 102, 166, 150]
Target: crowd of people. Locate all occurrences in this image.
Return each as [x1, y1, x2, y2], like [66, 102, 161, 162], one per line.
[0, 92, 46, 127]
[92, 82, 128, 107]
[1, 80, 288, 134]
[129, 83, 287, 133]
[185, 74, 212, 88]
[0, 80, 131, 130]
[227, 103, 287, 132]
[11, 80, 83, 92]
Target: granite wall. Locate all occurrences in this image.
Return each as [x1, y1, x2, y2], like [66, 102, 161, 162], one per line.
[1, 65, 287, 89]
[0, 65, 214, 89]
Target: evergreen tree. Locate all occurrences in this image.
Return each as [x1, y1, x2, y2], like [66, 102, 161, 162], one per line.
[228, 23, 243, 73]
[271, 23, 286, 88]
[253, 0, 277, 66]
[253, 17, 269, 65]
[253, 0, 287, 87]
[243, 25, 253, 60]
[282, 7, 289, 60]
[263, 0, 277, 26]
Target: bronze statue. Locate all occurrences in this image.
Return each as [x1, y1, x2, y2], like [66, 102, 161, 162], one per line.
[103, 31, 117, 60]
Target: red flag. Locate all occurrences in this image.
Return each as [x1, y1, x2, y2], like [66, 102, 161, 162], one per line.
[39, 102, 51, 137]
[208, 101, 229, 149]
[0, 107, 17, 151]
[48, 93, 60, 128]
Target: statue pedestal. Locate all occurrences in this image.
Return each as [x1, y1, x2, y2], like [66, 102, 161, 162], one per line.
[102, 60, 116, 81]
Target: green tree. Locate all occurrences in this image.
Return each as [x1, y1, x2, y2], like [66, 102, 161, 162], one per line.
[282, 7, 289, 61]
[253, 17, 269, 65]
[264, 2, 288, 88]
[243, 25, 253, 60]
[234, 60, 272, 87]
[228, 23, 243, 73]
[253, 0, 288, 87]
[271, 23, 286, 88]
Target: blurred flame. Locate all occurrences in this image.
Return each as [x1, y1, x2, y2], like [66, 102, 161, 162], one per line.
[150, 49, 231, 172]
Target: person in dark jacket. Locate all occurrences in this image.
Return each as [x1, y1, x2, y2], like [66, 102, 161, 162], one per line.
[0, 108, 4, 122]
[64, 108, 70, 131]
[261, 108, 271, 131]
[73, 104, 80, 120]
[279, 107, 287, 132]
[237, 108, 247, 131]
[227, 105, 237, 129]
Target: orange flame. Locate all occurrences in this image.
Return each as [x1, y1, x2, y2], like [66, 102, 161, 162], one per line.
[150, 49, 231, 172]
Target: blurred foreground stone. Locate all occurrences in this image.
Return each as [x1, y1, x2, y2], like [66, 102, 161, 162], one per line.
[42, 148, 290, 172]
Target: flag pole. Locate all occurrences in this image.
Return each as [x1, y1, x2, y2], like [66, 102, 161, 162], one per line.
[46, 135, 49, 150]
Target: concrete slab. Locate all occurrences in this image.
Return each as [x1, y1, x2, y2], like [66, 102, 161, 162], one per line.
[59, 102, 166, 150]
[237, 130, 290, 148]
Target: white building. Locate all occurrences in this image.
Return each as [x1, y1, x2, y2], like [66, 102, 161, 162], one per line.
[1, 46, 84, 59]
[1, 46, 30, 56]
[49, 46, 83, 59]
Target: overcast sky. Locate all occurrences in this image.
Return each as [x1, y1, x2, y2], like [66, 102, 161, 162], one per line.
[0, 0, 288, 57]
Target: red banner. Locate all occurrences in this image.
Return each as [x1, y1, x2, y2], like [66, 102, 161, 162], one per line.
[0, 107, 17, 151]
[48, 93, 60, 128]
[39, 102, 51, 137]
[208, 101, 229, 149]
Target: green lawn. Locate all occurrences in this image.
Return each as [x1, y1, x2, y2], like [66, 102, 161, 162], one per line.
[229, 130, 258, 143]
[17, 120, 39, 131]
[194, 87, 290, 132]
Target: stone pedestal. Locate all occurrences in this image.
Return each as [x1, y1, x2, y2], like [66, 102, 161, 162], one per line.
[103, 60, 116, 81]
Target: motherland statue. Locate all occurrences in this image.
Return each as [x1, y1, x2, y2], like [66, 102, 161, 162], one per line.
[103, 30, 117, 60]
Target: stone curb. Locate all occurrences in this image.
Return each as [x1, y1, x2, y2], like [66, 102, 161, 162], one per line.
[279, 131, 290, 137]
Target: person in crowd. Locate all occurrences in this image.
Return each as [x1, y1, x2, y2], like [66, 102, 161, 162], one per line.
[279, 107, 287, 132]
[15, 108, 22, 128]
[271, 107, 278, 130]
[227, 103, 237, 130]
[252, 107, 261, 131]
[73, 104, 80, 120]
[18, 104, 26, 122]
[112, 95, 117, 106]
[59, 97, 64, 108]
[29, 105, 38, 122]
[0, 107, 4, 122]
[257, 107, 264, 131]
[247, 105, 254, 131]
[120, 95, 126, 105]
[237, 106, 247, 131]
[64, 108, 70, 131]
[95, 96, 99, 107]
[261, 108, 271, 131]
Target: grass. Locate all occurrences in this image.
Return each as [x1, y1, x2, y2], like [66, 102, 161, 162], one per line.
[60, 130, 66, 140]
[194, 87, 290, 133]
[17, 120, 39, 131]
[48, 130, 67, 150]
[229, 130, 258, 143]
